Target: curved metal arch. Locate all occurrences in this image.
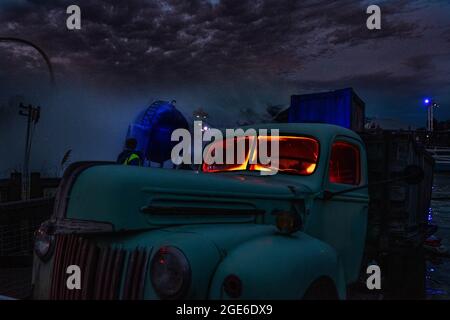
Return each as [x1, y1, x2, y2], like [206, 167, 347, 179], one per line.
[0, 37, 55, 84]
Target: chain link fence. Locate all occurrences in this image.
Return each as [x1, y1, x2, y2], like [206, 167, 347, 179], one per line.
[0, 198, 54, 299]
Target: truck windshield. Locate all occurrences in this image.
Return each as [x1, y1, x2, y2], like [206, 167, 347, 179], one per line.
[202, 136, 319, 176]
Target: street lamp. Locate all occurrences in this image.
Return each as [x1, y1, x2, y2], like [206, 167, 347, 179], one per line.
[424, 98, 439, 132]
[0, 37, 55, 84]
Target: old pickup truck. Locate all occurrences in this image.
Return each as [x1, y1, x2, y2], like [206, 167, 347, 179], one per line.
[31, 123, 426, 300]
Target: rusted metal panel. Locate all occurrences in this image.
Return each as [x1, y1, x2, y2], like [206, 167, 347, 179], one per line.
[122, 249, 137, 300]
[108, 249, 125, 300]
[130, 249, 144, 300]
[121, 248, 149, 300]
[81, 242, 98, 300]
[50, 234, 133, 300]
[93, 246, 109, 300]
[49, 235, 65, 299]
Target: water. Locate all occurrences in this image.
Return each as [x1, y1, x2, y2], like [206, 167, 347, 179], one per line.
[426, 173, 450, 299]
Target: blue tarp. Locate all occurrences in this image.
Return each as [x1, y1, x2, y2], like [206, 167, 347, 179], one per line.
[127, 101, 189, 164]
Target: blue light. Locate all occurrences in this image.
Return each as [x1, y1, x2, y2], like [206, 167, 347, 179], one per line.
[424, 98, 430, 105]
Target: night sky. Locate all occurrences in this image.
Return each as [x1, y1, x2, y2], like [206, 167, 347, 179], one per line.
[1, 0, 450, 176]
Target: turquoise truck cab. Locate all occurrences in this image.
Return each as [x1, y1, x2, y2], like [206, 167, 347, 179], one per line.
[32, 123, 368, 300]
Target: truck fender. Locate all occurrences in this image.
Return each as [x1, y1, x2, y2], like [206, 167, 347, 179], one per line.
[208, 232, 346, 300]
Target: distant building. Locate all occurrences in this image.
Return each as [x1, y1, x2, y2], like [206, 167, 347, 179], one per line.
[193, 107, 208, 121]
[193, 107, 211, 132]
[365, 118, 416, 131]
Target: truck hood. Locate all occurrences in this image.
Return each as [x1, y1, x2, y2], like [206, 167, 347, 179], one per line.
[162, 223, 281, 253]
[62, 164, 315, 232]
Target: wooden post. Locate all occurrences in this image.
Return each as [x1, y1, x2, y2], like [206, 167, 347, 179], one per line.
[7, 172, 22, 202]
[30, 172, 43, 199]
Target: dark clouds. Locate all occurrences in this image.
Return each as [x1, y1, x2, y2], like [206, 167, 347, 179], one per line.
[1, 0, 449, 115]
[403, 55, 435, 72]
[0, 0, 436, 85]
[1, 0, 450, 175]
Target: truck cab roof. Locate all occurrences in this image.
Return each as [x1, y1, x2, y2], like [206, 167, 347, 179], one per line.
[236, 122, 363, 143]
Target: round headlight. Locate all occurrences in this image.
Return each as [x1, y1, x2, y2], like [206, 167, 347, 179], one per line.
[34, 223, 55, 261]
[150, 246, 191, 299]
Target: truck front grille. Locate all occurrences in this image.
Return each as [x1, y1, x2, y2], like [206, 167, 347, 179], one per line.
[49, 234, 150, 300]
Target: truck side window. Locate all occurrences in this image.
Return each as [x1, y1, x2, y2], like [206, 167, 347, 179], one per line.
[329, 141, 361, 185]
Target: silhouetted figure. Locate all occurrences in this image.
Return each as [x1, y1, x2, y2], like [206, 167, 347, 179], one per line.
[117, 138, 143, 166]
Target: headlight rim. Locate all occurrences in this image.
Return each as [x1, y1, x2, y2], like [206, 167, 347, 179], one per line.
[150, 245, 191, 300]
[34, 223, 56, 262]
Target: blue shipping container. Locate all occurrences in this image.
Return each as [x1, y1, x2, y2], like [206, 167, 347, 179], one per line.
[288, 88, 365, 132]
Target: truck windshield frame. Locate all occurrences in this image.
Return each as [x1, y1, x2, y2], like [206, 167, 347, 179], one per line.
[202, 135, 320, 176]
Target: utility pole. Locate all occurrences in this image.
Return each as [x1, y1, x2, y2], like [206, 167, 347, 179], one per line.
[427, 103, 432, 132]
[0, 37, 50, 199]
[19, 103, 41, 200]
